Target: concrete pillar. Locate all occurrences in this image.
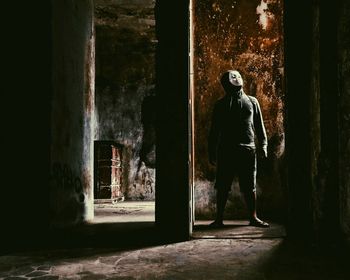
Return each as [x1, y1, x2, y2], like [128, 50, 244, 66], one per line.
[155, 0, 191, 241]
[338, 0, 350, 244]
[284, 0, 316, 242]
[51, 0, 95, 227]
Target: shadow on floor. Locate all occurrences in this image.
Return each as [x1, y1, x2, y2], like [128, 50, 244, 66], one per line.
[193, 220, 286, 239]
[253, 240, 350, 280]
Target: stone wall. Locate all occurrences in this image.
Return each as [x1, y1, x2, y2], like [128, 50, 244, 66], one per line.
[192, 0, 285, 221]
[94, 0, 156, 200]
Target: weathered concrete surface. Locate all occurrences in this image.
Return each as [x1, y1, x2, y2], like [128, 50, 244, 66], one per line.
[192, 0, 285, 221]
[0, 238, 349, 280]
[94, 0, 156, 201]
[51, 0, 95, 226]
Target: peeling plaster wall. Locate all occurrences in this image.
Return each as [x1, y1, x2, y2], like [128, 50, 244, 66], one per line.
[339, 0, 350, 243]
[94, 0, 156, 201]
[51, 0, 95, 227]
[193, 0, 285, 220]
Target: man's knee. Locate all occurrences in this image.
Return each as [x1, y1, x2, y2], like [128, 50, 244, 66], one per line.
[239, 182, 256, 193]
[217, 187, 230, 197]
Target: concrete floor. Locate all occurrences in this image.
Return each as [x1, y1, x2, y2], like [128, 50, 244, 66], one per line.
[93, 201, 155, 223]
[93, 201, 286, 239]
[0, 238, 349, 279]
[0, 202, 349, 279]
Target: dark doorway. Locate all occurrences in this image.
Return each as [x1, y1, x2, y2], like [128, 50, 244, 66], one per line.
[190, 0, 286, 237]
[94, 141, 123, 202]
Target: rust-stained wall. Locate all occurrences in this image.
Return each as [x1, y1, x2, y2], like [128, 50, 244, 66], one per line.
[193, 0, 285, 220]
[94, 0, 156, 201]
[51, 0, 95, 226]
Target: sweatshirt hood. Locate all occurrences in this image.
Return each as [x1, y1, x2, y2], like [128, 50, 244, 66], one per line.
[221, 71, 243, 96]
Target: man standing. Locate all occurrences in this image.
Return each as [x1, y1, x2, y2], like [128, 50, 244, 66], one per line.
[208, 70, 269, 228]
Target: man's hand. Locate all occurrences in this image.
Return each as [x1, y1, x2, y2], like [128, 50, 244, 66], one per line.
[257, 147, 270, 174]
[258, 147, 268, 159]
[209, 155, 217, 166]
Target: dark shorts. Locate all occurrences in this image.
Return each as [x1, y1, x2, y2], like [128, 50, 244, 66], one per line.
[214, 146, 257, 193]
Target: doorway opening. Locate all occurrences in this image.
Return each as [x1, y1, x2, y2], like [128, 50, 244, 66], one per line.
[92, 0, 156, 225]
[189, 0, 286, 238]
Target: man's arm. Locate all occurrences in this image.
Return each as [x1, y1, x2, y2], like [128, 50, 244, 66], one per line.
[252, 98, 268, 158]
[208, 104, 221, 165]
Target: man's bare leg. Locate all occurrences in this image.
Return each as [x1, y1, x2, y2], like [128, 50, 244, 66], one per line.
[210, 188, 229, 227]
[243, 191, 269, 227]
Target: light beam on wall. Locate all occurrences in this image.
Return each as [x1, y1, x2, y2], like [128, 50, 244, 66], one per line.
[256, 0, 269, 30]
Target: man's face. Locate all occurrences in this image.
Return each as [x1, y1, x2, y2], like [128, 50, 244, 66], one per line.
[228, 71, 243, 87]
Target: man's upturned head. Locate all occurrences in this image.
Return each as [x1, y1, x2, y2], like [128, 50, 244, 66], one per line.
[221, 70, 243, 92]
[228, 70, 243, 87]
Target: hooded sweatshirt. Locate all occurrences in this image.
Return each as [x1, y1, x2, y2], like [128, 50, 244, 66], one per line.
[208, 74, 267, 162]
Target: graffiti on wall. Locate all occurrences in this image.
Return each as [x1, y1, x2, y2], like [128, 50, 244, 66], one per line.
[50, 162, 86, 226]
